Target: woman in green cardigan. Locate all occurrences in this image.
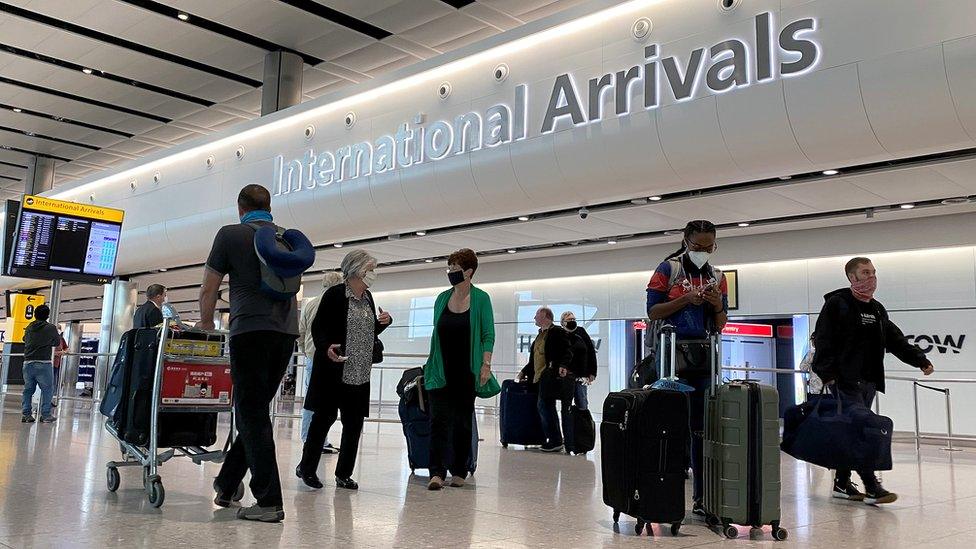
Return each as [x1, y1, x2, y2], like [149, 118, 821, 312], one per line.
[423, 248, 500, 491]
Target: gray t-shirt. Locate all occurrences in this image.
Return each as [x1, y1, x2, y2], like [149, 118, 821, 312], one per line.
[205, 222, 299, 337]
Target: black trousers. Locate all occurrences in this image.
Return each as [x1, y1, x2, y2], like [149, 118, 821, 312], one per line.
[299, 383, 367, 479]
[215, 331, 295, 508]
[832, 382, 879, 485]
[429, 390, 474, 479]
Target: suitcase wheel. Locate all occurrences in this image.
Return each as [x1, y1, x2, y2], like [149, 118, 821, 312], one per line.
[148, 479, 165, 508]
[723, 525, 738, 539]
[501, 443, 508, 449]
[772, 523, 788, 541]
[634, 520, 647, 535]
[612, 510, 620, 524]
[106, 466, 120, 492]
[670, 523, 681, 536]
[705, 514, 720, 528]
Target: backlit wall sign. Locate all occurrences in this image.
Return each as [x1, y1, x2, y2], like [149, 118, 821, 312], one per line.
[273, 12, 819, 196]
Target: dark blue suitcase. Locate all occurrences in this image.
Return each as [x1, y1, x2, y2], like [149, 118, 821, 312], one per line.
[399, 399, 478, 475]
[499, 379, 546, 448]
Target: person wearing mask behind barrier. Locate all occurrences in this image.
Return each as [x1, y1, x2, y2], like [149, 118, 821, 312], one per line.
[299, 250, 392, 491]
[423, 248, 499, 490]
[646, 220, 728, 518]
[133, 284, 167, 328]
[812, 257, 934, 505]
[198, 184, 299, 523]
[560, 311, 597, 454]
[517, 307, 574, 453]
[298, 271, 344, 455]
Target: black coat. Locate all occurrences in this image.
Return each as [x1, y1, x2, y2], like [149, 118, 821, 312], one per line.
[519, 325, 574, 400]
[304, 283, 389, 413]
[567, 326, 598, 378]
[811, 288, 928, 393]
[132, 300, 163, 329]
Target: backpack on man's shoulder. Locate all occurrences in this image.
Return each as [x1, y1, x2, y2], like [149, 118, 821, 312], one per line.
[247, 222, 315, 300]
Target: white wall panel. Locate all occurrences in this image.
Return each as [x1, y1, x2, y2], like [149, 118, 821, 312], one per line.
[658, 96, 746, 185]
[944, 35, 976, 141]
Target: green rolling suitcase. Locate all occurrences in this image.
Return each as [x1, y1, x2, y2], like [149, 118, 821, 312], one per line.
[702, 333, 788, 541]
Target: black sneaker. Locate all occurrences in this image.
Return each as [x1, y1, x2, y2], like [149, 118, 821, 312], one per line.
[21, 414, 36, 423]
[296, 466, 323, 489]
[237, 504, 284, 523]
[541, 442, 565, 453]
[692, 501, 707, 518]
[39, 415, 57, 423]
[863, 480, 897, 505]
[832, 479, 866, 501]
[335, 477, 359, 490]
[213, 479, 245, 507]
[321, 443, 340, 455]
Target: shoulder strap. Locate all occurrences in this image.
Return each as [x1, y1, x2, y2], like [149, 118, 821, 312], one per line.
[666, 257, 684, 288]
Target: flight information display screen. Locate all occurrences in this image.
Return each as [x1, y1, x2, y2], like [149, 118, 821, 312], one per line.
[6, 195, 124, 284]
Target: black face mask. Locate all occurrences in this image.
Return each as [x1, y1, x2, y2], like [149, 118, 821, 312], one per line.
[566, 320, 577, 331]
[448, 270, 465, 286]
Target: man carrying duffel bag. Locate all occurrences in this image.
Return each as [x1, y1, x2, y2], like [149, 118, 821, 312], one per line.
[810, 256, 934, 505]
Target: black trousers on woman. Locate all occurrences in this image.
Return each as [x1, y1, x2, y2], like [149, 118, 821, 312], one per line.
[299, 383, 368, 479]
[428, 389, 475, 480]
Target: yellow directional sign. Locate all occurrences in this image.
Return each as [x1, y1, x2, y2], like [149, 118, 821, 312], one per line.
[9, 293, 46, 343]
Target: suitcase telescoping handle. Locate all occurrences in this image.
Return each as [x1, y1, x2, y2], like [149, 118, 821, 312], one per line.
[708, 330, 721, 397]
[658, 324, 677, 379]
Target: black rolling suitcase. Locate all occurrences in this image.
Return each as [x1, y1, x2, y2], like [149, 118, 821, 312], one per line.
[602, 327, 690, 536]
[118, 328, 218, 448]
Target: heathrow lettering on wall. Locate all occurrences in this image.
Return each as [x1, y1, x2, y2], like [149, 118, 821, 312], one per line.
[273, 12, 819, 196]
[904, 334, 966, 355]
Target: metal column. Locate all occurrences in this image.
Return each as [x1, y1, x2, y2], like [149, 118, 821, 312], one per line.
[94, 279, 136, 402]
[25, 156, 55, 194]
[261, 51, 303, 116]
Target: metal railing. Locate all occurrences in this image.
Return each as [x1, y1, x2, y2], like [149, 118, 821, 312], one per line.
[886, 375, 976, 451]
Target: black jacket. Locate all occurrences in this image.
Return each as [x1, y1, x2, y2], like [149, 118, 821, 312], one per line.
[23, 320, 60, 361]
[811, 288, 928, 393]
[305, 284, 389, 412]
[567, 326, 598, 378]
[132, 300, 163, 329]
[519, 325, 574, 400]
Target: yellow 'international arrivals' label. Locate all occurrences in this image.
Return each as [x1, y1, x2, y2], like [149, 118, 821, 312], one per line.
[22, 195, 124, 224]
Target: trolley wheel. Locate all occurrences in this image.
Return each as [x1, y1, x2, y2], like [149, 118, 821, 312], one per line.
[612, 510, 620, 524]
[106, 466, 120, 492]
[635, 520, 645, 535]
[148, 480, 165, 508]
[773, 527, 789, 541]
[233, 481, 245, 502]
[724, 525, 738, 539]
[670, 523, 681, 536]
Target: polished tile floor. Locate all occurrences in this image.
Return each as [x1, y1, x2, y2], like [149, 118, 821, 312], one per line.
[1, 395, 975, 548]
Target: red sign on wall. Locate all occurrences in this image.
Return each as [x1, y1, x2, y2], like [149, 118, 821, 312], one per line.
[160, 361, 233, 405]
[722, 323, 774, 338]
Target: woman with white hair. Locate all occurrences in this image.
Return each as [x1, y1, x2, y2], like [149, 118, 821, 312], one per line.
[298, 250, 392, 490]
[298, 271, 344, 453]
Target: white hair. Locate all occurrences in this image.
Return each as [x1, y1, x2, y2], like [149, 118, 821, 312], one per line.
[340, 249, 376, 280]
[322, 271, 344, 289]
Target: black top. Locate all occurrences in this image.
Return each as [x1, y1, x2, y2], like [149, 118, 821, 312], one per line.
[566, 326, 598, 378]
[23, 320, 60, 361]
[132, 300, 163, 329]
[812, 288, 928, 393]
[437, 307, 472, 395]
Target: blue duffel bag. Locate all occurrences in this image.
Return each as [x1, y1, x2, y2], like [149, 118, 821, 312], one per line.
[781, 392, 894, 471]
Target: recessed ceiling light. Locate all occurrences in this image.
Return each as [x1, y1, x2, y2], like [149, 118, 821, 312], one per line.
[12, 107, 22, 113]
[159, 268, 168, 272]
[506, 249, 517, 254]
[778, 175, 792, 181]
[415, 231, 426, 236]
[900, 203, 915, 210]
[82, 68, 93, 75]
[649, 196, 662, 201]
[941, 197, 972, 205]
[664, 230, 683, 236]
[738, 222, 751, 227]
[822, 169, 839, 176]
[333, 242, 343, 248]
[424, 259, 433, 263]
[176, 12, 190, 21]
[630, 198, 648, 205]
[517, 216, 530, 221]
[607, 240, 617, 245]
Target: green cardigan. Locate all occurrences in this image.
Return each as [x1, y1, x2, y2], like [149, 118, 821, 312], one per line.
[423, 285, 500, 398]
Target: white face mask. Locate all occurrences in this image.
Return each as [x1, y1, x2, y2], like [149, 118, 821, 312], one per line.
[362, 270, 377, 288]
[687, 251, 711, 269]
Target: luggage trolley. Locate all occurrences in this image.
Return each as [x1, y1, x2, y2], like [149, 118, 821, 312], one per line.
[105, 325, 240, 508]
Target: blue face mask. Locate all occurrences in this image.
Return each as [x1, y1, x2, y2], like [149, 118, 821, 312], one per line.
[240, 210, 273, 224]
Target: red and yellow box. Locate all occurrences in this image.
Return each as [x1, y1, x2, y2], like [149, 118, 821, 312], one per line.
[160, 361, 232, 405]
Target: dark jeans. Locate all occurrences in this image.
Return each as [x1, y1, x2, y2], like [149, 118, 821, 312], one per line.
[215, 331, 295, 508]
[429, 391, 474, 479]
[685, 376, 710, 503]
[832, 382, 879, 486]
[299, 385, 366, 479]
[537, 394, 571, 447]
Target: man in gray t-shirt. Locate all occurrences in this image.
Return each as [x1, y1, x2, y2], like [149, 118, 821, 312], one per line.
[197, 184, 298, 523]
